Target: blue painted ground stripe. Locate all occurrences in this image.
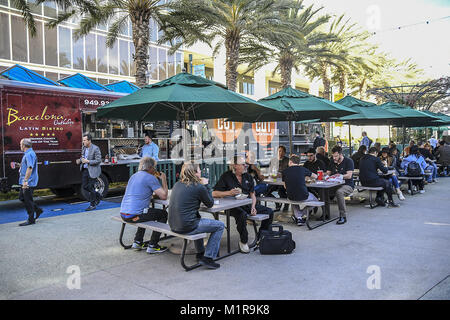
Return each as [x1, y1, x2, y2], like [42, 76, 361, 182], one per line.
[0, 200, 121, 225]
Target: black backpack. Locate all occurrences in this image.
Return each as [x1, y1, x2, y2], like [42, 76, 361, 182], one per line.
[407, 161, 422, 177]
[257, 224, 296, 254]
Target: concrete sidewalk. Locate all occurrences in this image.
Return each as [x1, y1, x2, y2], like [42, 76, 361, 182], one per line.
[1, 178, 449, 300]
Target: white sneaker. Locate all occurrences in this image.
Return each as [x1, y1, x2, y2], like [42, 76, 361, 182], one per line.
[419, 190, 425, 194]
[398, 192, 405, 201]
[239, 241, 250, 253]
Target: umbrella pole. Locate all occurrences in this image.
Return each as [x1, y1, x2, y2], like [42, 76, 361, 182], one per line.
[348, 124, 352, 155]
[288, 120, 293, 155]
[402, 124, 406, 155]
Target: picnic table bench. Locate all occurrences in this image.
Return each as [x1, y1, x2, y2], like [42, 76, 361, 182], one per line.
[256, 196, 325, 230]
[112, 216, 208, 271]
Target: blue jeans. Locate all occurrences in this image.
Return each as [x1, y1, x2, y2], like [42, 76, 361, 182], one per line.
[389, 175, 400, 189]
[425, 164, 437, 182]
[254, 183, 268, 196]
[186, 218, 225, 259]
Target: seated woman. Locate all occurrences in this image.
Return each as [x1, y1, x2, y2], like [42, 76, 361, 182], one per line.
[420, 142, 438, 183]
[360, 147, 399, 208]
[168, 162, 225, 270]
[351, 145, 367, 170]
[213, 156, 274, 253]
[379, 147, 405, 200]
[401, 145, 427, 194]
[245, 151, 268, 196]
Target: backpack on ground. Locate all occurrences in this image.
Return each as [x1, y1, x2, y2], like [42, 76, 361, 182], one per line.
[407, 161, 422, 177]
[257, 224, 296, 255]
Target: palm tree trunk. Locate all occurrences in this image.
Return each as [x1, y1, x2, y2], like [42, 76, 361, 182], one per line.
[321, 63, 332, 140]
[131, 11, 151, 88]
[359, 78, 368, 100]
[339, 71, 348, 95]
[225, 31, 240, 92]
[280, 53, 294, 89]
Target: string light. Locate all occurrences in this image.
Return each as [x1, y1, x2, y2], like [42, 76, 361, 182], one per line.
[372, 15, 450, 35]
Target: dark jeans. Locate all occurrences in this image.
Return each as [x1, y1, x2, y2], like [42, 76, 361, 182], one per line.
[229, 204, 273, 244]
[19, 187, 41, 223]
[122, 208, 168, 245]
[82, 169, 100, 206]
[363, 178, 394, 201]
[266, 185, 288, 209]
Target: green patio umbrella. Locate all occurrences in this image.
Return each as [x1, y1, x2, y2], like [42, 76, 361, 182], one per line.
[228, 87, 357, 152]
[96, 72, 277, 159]
[97, 72, 274, 123]
[334, 96, 402, 154]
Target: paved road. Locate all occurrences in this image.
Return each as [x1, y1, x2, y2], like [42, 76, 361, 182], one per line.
[1, 178, 449, 300]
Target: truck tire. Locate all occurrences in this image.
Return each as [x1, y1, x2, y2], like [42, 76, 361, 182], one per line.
[50, 187, 75, 197]
[77, 173, 109, 201]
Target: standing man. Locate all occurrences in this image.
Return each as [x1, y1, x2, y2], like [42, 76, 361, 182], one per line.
[326, 146, 354, 225]
[17, 138, 43, 226]
[313, 131, 326, 150]
[76, 133, 102, 211]
[360, 131, 371, 149]
[140, 134, 159, 161]
[428, 136, 438, 150]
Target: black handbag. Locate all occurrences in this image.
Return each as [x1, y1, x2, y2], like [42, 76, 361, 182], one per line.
[257, 224, 296, 254]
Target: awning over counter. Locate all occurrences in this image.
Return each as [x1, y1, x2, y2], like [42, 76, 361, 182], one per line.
[105, 81, 140, 93]
[58, 73, 111, 91]
[0, 64, 60, 86]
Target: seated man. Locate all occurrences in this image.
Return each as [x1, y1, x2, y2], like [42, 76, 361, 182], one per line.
[401, 145, 426, 194]
[266, 145, 290, 212]
[351, 145, 367, 170]
[213, 156, 274, 253]
[303, 148, 326, 174]
[326, 146, 354, 225]
[316, 146, 331, 168]
[120, 157, 169, 253]
[379, 147, 404, 201]
[435, 140, 450, 176]
[282, 154, 318, 226]
[360, 147, 399, 208]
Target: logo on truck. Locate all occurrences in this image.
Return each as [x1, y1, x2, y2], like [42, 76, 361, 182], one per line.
[6, 106, 73, 126]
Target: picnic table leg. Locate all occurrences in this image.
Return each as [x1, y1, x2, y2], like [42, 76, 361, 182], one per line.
[306, 188, 339, 230]
[180, 239, 202, 272]
[119, 223, 132, 249]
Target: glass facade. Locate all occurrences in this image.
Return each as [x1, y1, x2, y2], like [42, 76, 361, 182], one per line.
[0, 6, 185, 85]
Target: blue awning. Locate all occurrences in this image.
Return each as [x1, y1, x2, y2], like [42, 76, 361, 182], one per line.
[0, 64, 60, 86]
[58, 73, 111, 91]
[105, 81, 140, 93]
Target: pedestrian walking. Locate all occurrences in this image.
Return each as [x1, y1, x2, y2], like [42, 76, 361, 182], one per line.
[17, 138, 43, 226]
[76, 133, 102, 211]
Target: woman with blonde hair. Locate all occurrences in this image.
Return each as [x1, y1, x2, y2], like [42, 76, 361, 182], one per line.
[168, 161, 225, 269]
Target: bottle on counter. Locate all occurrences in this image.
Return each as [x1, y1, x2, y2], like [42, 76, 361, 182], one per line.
[104, 154, 109, 163]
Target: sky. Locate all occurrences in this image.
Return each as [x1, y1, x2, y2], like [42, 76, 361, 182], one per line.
[303, 0, 450, 79]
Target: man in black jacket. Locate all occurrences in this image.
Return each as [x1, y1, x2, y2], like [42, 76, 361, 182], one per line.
[313, 131, 326, 150]
[359, 147, 399, 208]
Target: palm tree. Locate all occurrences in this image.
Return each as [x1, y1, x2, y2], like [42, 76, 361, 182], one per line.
[12, 0, 98, 36]
[160, 0, 294, 91]
[238, 0, 336, 90]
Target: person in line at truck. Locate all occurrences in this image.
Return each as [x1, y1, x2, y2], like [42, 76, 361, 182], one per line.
[17, 138, 43, 226]
[76, 133, 103, 211]
[120, 157, 169, 254]
[139, 134, 160, 161]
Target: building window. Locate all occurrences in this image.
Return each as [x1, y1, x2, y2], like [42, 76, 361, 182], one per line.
[58, 26, 71, 68]
[44, 25, 57, 66]
[97, 78, 108, 85]
[148, 46, 158, 80]
[0, 0, 8, 7]
[97, 35, 107, 73]
[150, 18, 158, 43]
[85, 33, 96, 72]
[176, 52, 183, 74]
[29, 20, 44, 64]
[130, 42, 136, 77]
[238, 75, 254, 95]
[45, 72, 58, 82]
[43, 1, 57, 19]
[108, 41, 118, 74]
[167, 53, 175, 77]
[73, 35, 84, 70]
[158, 48, 167, 80]
[268, 81, 281, 95]
[295, 86, 309, 93]
[0, 12, 10, 60]
[119, 39, 129, 76]
[11, 15, 28, 62]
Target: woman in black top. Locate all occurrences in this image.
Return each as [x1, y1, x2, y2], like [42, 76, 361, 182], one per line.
[168, 162, 225, 269]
